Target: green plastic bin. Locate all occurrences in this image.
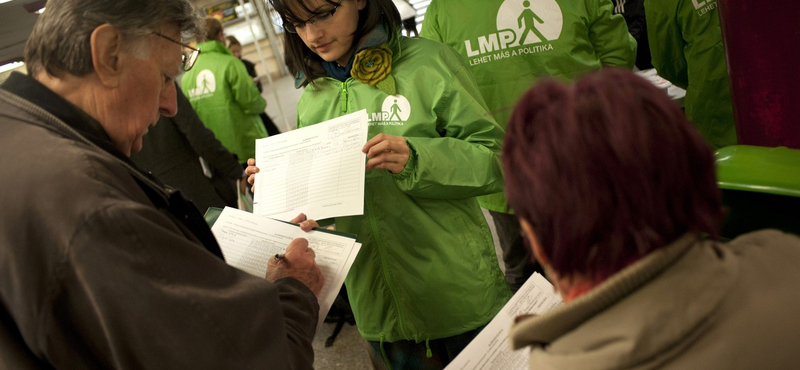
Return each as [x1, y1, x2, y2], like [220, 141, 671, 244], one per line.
[715, 145, 800, 238]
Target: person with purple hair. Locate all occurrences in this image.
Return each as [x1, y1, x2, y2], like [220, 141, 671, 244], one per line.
[505, 68, 800, 370]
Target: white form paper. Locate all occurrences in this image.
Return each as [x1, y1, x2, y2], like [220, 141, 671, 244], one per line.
[253, 109, 369, 222]
[445, 273, 562, 370]
[210, 207, 362, 334]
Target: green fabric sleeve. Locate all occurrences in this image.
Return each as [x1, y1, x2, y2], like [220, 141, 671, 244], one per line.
[645, 0, 689, 88]
[227, 59, 267, 115]
[589, 0, 638, 68]
[419, 0, 443, 42]
[393, 64, 505, 199]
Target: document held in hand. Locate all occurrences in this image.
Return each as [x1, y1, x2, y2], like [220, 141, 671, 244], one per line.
[210, 207, 362, 334]
[445, 273, 562, 370]
[253, 109, 369, 222]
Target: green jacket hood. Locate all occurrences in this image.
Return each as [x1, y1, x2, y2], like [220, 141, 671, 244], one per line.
[197, 40, 234, 56]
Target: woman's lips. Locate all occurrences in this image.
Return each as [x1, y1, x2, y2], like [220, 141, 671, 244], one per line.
[315, 41, 332, 53]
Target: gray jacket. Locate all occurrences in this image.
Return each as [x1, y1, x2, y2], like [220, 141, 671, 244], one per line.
[0, 73, 318, 369]
[511, 229, 800, 370]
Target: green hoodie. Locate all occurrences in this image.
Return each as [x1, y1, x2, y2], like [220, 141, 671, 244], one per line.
[297, 36, 512, 342]
[645, 0, 736, 149]
[421, 0, 637, 212]
[181, 40, 267, 164]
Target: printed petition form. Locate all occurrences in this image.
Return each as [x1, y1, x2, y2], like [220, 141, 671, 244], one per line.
[253, 109, 369, 222]
[445, 273, 562, 370]
[210, 207, 362, 334]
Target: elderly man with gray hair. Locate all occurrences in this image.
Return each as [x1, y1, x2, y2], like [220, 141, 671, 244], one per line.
[0, 0, 323, 368]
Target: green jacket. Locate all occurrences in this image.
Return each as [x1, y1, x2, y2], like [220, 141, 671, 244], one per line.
[645, 0, 737, 149]
[421, 0, 637, 212]
[181, 40, 267, 164]
[297, 36, 511, 342]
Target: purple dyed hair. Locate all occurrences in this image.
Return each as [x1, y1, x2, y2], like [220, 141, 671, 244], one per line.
[503, 68, 724, 280]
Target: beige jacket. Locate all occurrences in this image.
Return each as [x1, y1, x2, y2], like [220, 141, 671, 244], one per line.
[511, 230, 800, 370]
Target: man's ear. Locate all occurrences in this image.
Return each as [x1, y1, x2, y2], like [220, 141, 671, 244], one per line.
[90, 23, 124, 87]
[519, 218, 549, 267]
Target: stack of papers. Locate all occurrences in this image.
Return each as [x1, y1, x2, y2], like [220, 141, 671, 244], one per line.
[210, 206, 362, 334]
[253, 110, 369, 222]
[445, 273, 562, 370]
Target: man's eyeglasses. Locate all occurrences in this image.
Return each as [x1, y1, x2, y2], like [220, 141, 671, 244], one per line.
[283, 0, 344, 34]
[153, 32, 200, 71]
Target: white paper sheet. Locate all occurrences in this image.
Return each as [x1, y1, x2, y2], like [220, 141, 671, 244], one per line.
[210, 207, 361, 334]
[253, 109, 369, 222]
[445, 273, 562, 370]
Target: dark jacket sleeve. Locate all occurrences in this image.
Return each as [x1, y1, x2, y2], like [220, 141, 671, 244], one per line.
[34, 203, 319, 369]
[172, 86, 244, 181]
[274, 278, 321, 369]
[241, 59, 263, 92]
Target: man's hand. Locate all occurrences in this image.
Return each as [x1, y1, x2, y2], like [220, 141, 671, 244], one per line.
[266, 238, 325, 298]
[362, 133, 410, 174]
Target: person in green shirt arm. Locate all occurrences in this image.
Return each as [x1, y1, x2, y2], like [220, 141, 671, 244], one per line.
[645, 0, 737, 149]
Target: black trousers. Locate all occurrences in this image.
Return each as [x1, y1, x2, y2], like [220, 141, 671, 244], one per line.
[489, 210, 544, 292]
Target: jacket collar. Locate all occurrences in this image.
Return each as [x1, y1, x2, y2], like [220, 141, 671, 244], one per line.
[196, 40, 232, 56]
[0, 72, 226, 260]
[511, 234, 738, 369]
[1, 72, 124, 160]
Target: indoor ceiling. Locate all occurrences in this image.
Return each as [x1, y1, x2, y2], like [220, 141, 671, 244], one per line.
[0, 0, 45, 65]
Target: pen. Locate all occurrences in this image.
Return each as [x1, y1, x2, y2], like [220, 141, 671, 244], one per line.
[274, 253, 285, 262]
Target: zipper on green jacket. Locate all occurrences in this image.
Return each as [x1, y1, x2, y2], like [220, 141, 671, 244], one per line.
[340, 81, 348, 115]
[335, 77, 413, 341]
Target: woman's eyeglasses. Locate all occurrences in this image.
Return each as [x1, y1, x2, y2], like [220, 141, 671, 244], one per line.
[153, 32, 201, 72]
[283, 0, 344, 34]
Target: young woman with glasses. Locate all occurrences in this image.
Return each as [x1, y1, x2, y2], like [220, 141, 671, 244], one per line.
[256, 0, 512, 367]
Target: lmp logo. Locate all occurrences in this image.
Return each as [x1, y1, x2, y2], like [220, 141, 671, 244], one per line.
[187, 69, 216, 98]
[692, 0, 710, 9]
[369, 95, 411, 126]
[465, 0, 563, 57]
[692, 0, 717, 15]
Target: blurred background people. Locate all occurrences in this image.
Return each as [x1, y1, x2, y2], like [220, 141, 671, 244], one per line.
[421, 0, 636, 292]
[225, 35, 263, 91]
[131, 85, 245, 214]
[181, 17, 268, 165]
[226, 35, 282, 136]
[506, 68, 800, 369]
[646, 0, 737, 149]
[392, 0, 419, 37]
[613, 0, 652, 69]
